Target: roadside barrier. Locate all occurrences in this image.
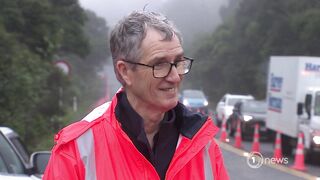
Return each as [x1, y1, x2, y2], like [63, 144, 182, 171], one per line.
[273, 131, 283, 162]
[234, 119, 242, 148]
[251, 123, 260, 152]
[291, 132, 306, 171]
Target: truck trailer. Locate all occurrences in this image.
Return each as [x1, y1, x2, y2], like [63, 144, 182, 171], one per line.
[266, 56, 320, 159]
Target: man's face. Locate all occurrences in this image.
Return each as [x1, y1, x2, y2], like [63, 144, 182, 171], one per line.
[126, 28, 184, 112]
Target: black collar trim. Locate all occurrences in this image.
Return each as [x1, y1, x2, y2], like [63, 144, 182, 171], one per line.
[115, 91, 208, 140]
[174, 102, 208, 139]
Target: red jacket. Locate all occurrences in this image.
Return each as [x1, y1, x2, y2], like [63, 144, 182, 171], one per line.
[43, 91, 229, 180]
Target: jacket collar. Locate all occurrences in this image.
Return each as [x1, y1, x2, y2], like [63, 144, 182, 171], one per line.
[110, 88, 218, 139]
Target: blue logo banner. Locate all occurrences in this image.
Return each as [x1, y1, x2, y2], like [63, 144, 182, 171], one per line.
[270, 73, 283, 92]
[268, 97, 282, 113]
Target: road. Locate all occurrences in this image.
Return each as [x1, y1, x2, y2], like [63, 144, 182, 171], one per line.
[221, 146, 302, 180]
[216, 130, 320, 179]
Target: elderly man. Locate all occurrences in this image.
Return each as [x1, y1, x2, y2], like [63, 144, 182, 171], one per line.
[43, 11, 229, 180]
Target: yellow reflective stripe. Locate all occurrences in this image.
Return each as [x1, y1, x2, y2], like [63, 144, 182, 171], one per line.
[203, 140, 214, 180]
[76, 129, 97, 180]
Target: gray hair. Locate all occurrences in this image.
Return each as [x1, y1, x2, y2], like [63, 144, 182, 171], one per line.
[110, 11, 183, 85]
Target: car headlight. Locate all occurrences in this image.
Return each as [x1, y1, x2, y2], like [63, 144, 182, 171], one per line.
[243, 115, 253, 122]
[225, 109, 233, 117]
[183, 99, 189, 106]
[312, 129, 320, 145]
[204, 100, 208, 106]
[313, 136, 320, 145]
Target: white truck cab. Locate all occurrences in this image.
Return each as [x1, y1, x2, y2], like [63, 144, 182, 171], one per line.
[298, 88, 320, 152]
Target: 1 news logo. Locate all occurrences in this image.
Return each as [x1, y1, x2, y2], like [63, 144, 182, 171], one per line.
[246, 152, 288, 169]
[247, 152, 264, 168]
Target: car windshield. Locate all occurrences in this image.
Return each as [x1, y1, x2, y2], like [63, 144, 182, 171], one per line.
[0, 133, 24, 174]
[9, 137, 30, 164]
[183, 90, 205, 98]
[227, 98, 248, 106]
[242, 101, 267, 113]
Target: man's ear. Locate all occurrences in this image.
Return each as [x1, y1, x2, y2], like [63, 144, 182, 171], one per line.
[116, 60, 132, 86]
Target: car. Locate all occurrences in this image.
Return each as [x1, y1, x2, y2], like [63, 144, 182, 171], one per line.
[226, 100, 269, 139]
[215, 93, 254, 126]
[180, 89, 209, 115]
[0, 130, 31, 180]
[0, 127, 31, 171]
[0, 127, 50, 180]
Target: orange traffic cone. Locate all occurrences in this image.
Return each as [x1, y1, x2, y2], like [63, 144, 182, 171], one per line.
[291, 132, 306, 171]
[251, 124, 260, 152]
[234, 119, 242, 148]
[220, 114, 228, 142]
[273, 131, 283, 161]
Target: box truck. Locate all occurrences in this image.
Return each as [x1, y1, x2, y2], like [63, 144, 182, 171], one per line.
[266, 56, 320, 158]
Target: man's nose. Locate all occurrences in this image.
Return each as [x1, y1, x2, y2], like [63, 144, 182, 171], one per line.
[165, 65, 181, 82]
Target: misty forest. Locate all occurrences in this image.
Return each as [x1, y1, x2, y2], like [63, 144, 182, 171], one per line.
[1, 0, 320, 150]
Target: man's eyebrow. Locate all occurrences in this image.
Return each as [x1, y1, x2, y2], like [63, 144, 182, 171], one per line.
[150, 53, 185, 64]
[175, 53, 184, 58]
[174, 54, 184, 60]
[146, 57, 163, 65]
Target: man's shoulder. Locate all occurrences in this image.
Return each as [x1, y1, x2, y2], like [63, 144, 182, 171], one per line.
[175, 103, 219, 139]
[82, 101, 111, 122]
[54, 102, 112, 145]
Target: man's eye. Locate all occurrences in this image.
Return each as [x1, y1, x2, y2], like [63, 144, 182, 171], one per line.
[154, 62, 169, 69]
[176, 57, 185, 61]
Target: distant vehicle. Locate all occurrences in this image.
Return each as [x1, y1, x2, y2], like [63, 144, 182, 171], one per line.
[0, 127, 50, 180]
[180, 89, 209, 115]
[227, 100, 269, 138]
[266, 56, 320, 158]
[215, 94, 254, 126]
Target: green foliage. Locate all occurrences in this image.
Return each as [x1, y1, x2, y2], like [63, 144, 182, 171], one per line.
[59, 10, 110, 118]
[189, 0, 320, 104]
[0, 26, 52, 146]
[0, 0, 96, 151]
[49, 0, 90, 57]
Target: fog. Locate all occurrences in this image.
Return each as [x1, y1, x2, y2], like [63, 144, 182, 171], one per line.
[79, 0, 167, 26]
[79, 0, 228, 47]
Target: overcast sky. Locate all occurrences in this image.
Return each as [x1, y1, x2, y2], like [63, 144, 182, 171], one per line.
[79, 0, 167, 26]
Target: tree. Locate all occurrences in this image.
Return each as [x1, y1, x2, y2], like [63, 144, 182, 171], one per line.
[49, 0, 90, 57]
[161, 0, 225, 51]
[0, 26, 52, 144]
[0, 0, 91, 150]
[189, 0, 320, 104]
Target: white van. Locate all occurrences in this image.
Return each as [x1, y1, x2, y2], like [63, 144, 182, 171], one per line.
[215, 94, 254, 126]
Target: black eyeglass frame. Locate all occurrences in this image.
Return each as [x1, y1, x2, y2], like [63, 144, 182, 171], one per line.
[122, 56, 194, 78]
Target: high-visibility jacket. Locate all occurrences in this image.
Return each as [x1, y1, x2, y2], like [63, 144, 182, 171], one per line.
[43, 91, 229, 180]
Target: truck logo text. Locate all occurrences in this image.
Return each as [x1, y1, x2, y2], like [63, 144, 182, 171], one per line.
[270, 74, 283, 92]
[305, 63, 320, 72]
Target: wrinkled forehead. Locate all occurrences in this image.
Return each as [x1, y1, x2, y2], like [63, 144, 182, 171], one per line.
[139, 29, 183, 63]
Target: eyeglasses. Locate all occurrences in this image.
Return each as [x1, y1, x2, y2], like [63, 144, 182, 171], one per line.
[122, 57, 194, 78]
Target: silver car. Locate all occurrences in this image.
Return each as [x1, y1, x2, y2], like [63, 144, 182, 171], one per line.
[180, 89, 209, 115]
[0, 127, 50, 180]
